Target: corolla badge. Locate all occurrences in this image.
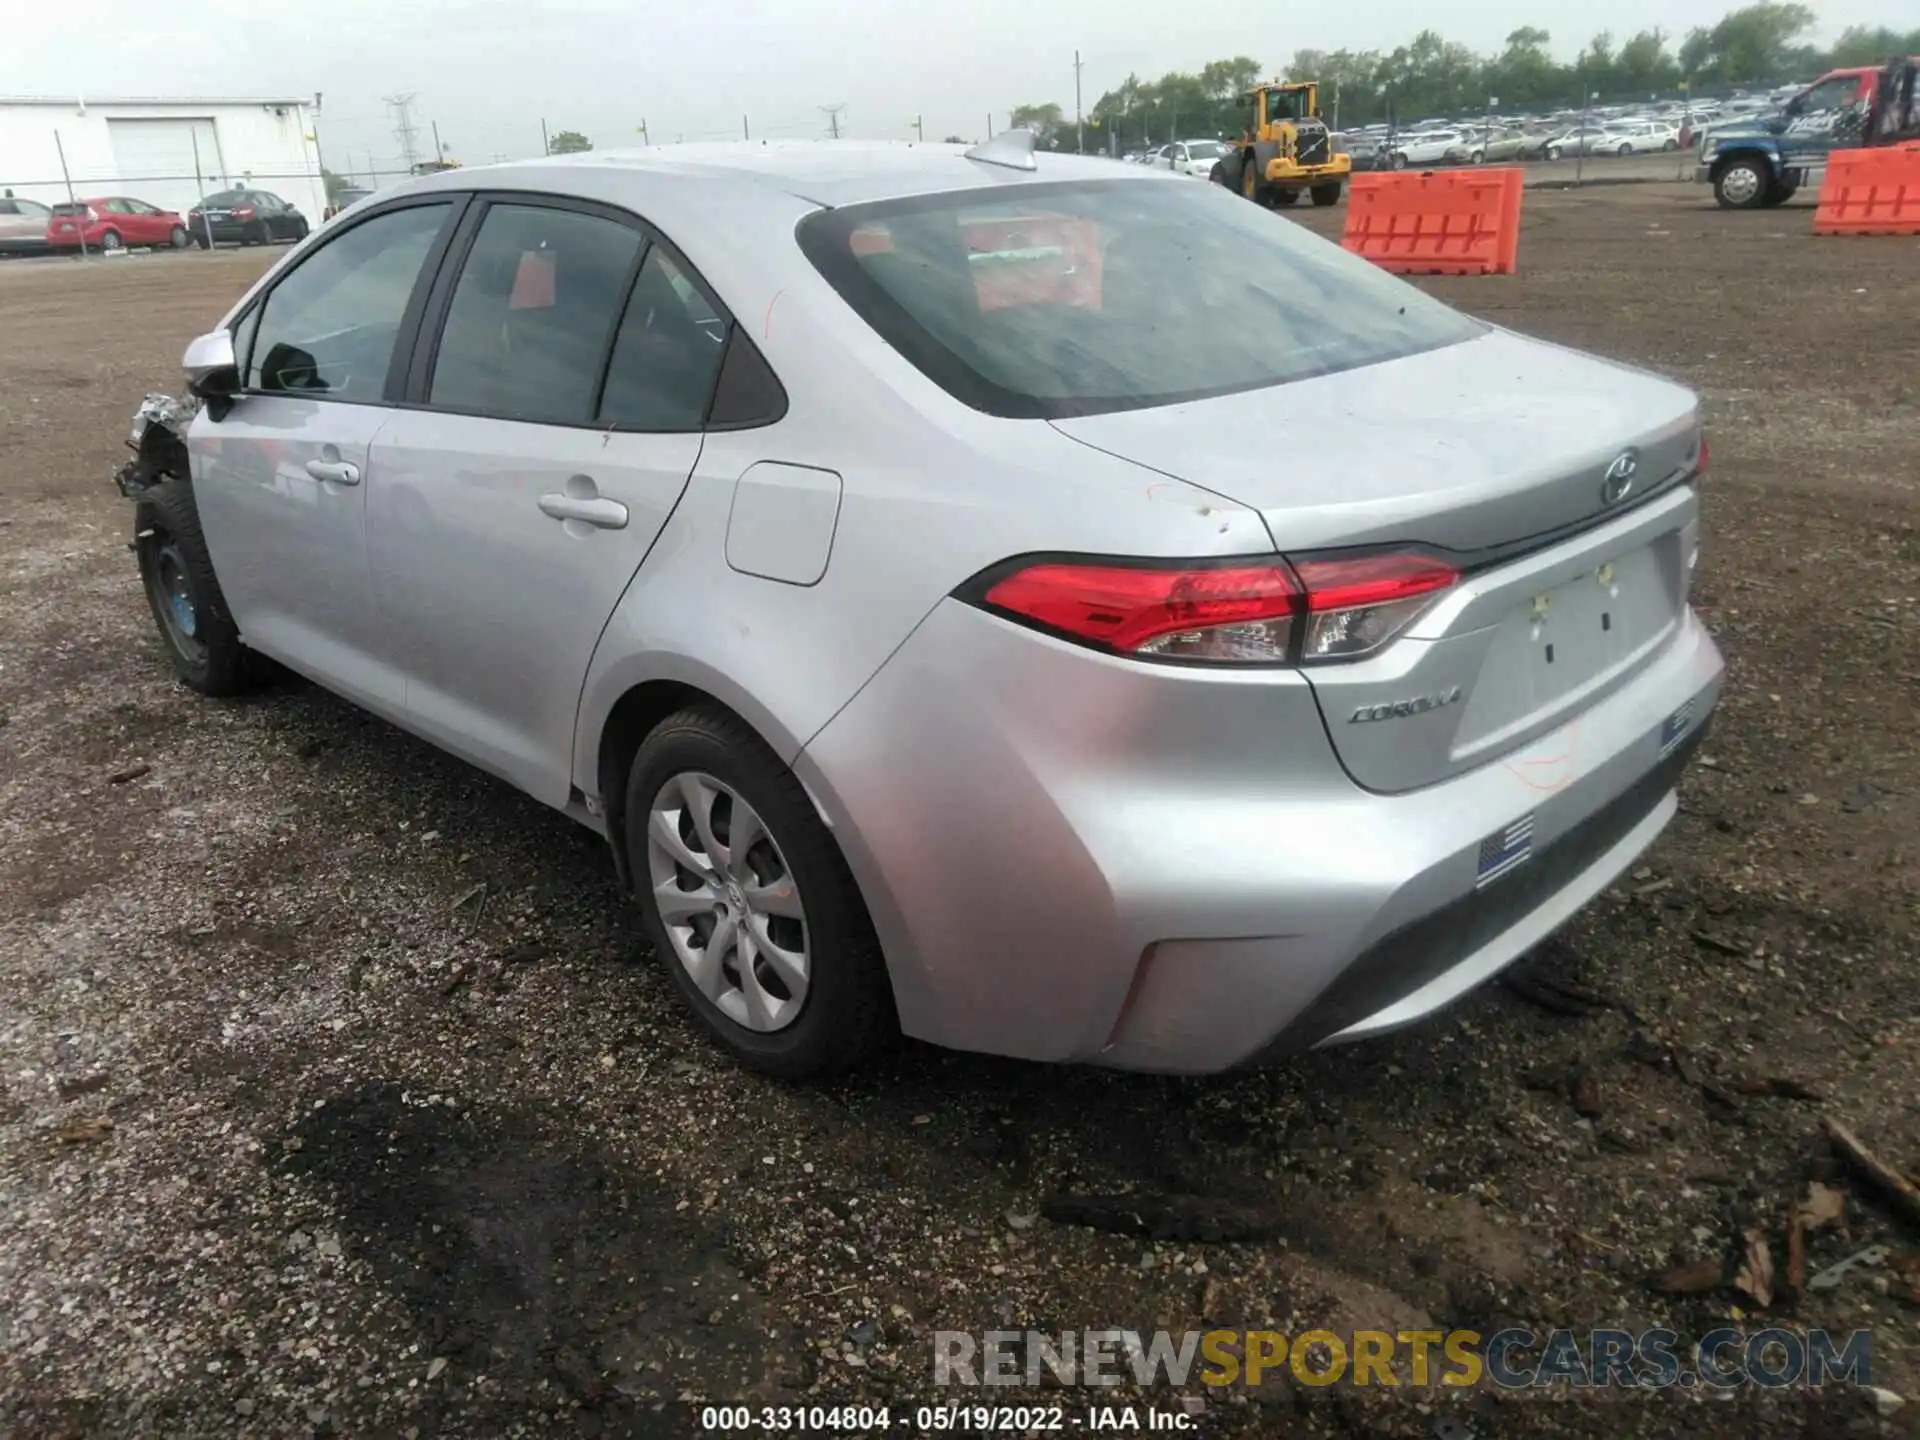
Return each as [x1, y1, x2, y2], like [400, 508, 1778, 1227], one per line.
[1350, 686, 1463, 723]
[1601, 449, 1639, 505]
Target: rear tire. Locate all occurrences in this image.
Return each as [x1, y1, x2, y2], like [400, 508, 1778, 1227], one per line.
[1310, 182, 1343, 206]
[133, 482, 260, 696]
[169, 226, 189, 248]
[1270, 188, 1299, 207]
[99, 229, 123, 254]
[1545, 145, 1563, 161]
[625, 705, 896, 1078]
[245, 220, 268, 246]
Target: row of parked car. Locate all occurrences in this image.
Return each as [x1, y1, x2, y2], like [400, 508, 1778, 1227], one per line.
[1121, 113, 1686, 181]
[1343, 117, 1684, 170]
[0, 189, 310, 257]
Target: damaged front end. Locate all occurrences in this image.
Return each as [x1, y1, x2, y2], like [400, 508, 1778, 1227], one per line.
[113, 393, 199, 498]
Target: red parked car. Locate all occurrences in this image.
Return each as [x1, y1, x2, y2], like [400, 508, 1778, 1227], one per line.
[46, 197, 191, 253]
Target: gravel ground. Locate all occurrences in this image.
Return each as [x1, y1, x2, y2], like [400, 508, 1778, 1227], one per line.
[1, 186, 1916, 1439]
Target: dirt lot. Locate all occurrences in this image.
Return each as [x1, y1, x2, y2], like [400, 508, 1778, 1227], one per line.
[1, 185, 1916, 1439]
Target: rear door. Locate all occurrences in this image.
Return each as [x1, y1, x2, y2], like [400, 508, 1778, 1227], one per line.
[365, 196, 726, 805]
[189, 198, 460, 715]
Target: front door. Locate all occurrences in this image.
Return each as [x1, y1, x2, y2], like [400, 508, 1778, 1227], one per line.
[189, 199, 457, 715]
[366, 198, 728, 804]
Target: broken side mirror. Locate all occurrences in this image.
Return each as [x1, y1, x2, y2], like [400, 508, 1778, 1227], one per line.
[183, 329, 240, 419]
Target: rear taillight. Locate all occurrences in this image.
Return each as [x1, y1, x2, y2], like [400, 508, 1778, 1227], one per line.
[983, 562, 1300, 662]
[1292, 552, 1459, 661]
[968, 548, 1457, 666]
[234, 206, 254, 218]
[1693, 436, 1709, 481]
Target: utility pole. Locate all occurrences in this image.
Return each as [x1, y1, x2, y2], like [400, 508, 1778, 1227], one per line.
[743, 114, 750, 140]
[912, 114, 924, 141]
[639, 117, 650, 145]
[431, 120, 444, 164]
[820, 103, 846, 139]
[1074, 50, 1085, 153]
[541, 117, 551, 155]
[385, 93, 421, 172]
[986, 112, 993, 139]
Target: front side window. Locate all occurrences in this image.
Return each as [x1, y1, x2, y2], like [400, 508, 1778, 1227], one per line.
[246, 202, 450, 399]
[799, 178, 1481, 420]
[1794, 78, 1860, 115]
[428, 203, 644, 424]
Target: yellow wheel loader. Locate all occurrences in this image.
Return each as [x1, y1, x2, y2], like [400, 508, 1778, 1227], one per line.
[1213, 81, 1352, 208]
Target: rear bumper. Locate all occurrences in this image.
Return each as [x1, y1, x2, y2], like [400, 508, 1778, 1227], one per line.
[192, 222, 256, 242]
[798, 597, 1724, 1073]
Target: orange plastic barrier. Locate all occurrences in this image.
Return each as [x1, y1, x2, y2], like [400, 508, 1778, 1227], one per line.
[1813, 144, 1920, 236]
[1340, 168, 1523, 276]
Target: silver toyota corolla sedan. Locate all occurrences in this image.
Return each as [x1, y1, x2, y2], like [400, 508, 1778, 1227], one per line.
[123, 135, 1721, 1077]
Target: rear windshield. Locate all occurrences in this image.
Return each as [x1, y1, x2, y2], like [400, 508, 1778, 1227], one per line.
[797, 178, 1480, 419]
[51, 203, 93, 217]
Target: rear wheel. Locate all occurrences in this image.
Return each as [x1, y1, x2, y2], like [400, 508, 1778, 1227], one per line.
[626, 705, 895, 1077]
[99, 229, 123, 254]
[1545, 144, 1563, 161]
[1310, 182, 1342, 206]
[245, 220, 268, 246]
[133, 482, 260, 696]
[1270, 188, 1299, 207]
[1390, 150, 1408, 169]
[1470, 149, 1486, 164]
[169, 225, 188, 248]
[1618, 142, 1634, 157]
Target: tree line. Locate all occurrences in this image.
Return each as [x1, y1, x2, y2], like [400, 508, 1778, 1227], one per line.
[1010, 5, 1920, 146]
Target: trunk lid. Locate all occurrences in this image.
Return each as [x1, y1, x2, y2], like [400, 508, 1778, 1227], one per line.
[1051, 329, 1704, 792]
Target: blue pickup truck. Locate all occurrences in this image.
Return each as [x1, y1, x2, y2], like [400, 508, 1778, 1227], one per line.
[1695, 65, 1897, 208]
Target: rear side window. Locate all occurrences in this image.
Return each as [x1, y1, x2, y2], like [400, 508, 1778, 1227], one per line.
[596, 247, 730, 430]
[246, 202, 450, 400]
[428, 203, 643, 424]
[797, 178, 1481, 419]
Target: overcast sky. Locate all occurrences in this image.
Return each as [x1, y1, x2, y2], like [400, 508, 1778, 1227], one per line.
[12, 0, 1918, 176]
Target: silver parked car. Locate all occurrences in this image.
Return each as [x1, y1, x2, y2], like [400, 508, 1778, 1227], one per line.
[121, 138, 1721, 1077]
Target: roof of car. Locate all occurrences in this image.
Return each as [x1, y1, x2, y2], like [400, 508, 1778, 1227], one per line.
[398, 139, 1172, 209]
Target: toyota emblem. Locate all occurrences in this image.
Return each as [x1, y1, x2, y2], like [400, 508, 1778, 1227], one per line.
[1601, 449, 1639, 505]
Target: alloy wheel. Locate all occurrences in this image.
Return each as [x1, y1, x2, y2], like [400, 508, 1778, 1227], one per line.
[646, 771, 809, 1033]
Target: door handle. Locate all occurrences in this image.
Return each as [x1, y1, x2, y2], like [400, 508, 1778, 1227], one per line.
[538, 493, 628, 530]
[304, 459, 360, 486]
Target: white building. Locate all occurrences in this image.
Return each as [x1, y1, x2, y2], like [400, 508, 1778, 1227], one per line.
[0, 95, 327, 223]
